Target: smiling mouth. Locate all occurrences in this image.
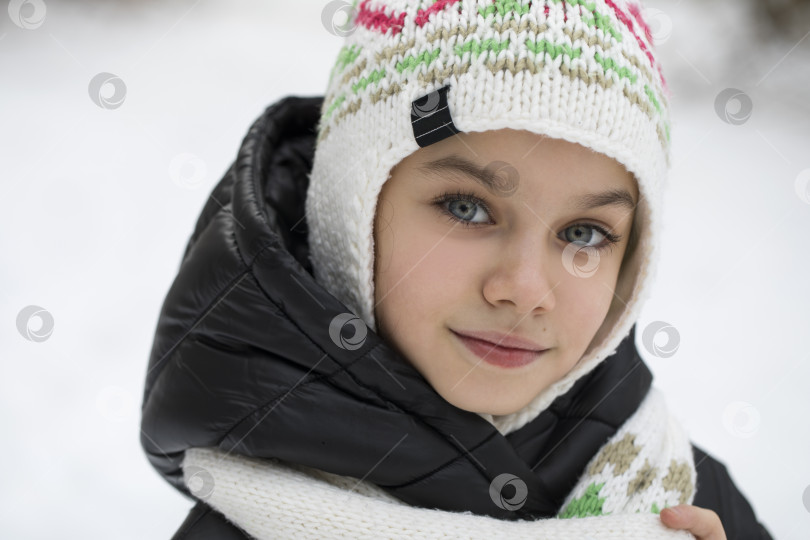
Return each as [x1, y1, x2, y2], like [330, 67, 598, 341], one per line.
[451, 330, 548, 369]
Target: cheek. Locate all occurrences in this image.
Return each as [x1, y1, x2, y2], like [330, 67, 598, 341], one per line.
[375, 230, 488, 348]
[558, 270, 617, 332]
[373, 214, 429, 327]
[377, 232, 461, 313]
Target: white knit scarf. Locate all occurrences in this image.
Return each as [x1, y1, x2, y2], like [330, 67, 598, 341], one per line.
[181, 385, 697, 539]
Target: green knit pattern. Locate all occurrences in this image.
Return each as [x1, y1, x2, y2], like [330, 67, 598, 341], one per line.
[318, 0, 670, 151]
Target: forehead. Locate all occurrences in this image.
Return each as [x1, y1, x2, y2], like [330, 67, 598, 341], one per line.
[394, 128, 638, 198]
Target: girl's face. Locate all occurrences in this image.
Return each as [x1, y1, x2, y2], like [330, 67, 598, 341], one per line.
[372, 128, 639, 416]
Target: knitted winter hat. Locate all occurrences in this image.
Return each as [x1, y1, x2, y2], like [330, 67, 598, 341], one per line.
[306, 0, 670, 435]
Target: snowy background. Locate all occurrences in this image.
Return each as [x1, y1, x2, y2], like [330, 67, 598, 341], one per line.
[1, 0, 809, 538]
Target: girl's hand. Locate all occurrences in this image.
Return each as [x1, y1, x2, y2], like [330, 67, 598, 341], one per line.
[660, 504, 727, 540]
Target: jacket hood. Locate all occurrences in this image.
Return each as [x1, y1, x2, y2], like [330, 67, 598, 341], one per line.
[140, 96, 654, 520]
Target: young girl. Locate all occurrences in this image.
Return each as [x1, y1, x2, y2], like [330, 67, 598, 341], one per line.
[140, 1, 772, 538]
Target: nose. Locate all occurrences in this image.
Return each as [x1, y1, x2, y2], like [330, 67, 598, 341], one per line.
[482, 232, 558, 315]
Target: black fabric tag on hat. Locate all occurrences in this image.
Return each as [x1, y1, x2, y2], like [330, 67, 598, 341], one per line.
[410, 84, 460, 147]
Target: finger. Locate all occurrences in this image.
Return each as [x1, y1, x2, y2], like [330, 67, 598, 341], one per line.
[660, 505, 726, 540]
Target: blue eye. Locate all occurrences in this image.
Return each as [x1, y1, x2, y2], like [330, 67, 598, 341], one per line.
[565, 223, 622, 254]
[565, 223, 609, 247]
[431, 190, 622, 254]
[437, 190, 493, 224]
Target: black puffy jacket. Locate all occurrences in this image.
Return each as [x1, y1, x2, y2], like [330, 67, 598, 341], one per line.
[139, 95, 774, 540]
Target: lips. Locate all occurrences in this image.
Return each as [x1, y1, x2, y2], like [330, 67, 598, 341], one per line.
[452, 329, 547, 352]
[451, 330, 548, 369]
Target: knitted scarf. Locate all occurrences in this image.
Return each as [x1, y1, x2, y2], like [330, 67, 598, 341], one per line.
[180, 361, 697, 539]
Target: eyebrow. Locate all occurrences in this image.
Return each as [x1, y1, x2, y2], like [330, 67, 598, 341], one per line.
[418, 155, 637, 211]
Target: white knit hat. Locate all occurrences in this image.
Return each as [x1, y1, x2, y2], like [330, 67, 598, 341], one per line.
[306, 0, 670, 434]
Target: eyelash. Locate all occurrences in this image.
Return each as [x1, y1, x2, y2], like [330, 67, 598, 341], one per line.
[430, 189, 623, 254]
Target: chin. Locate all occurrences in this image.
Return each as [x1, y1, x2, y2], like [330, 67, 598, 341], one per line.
[440, 387, 535, 417]
[479, 402, 531, 416]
